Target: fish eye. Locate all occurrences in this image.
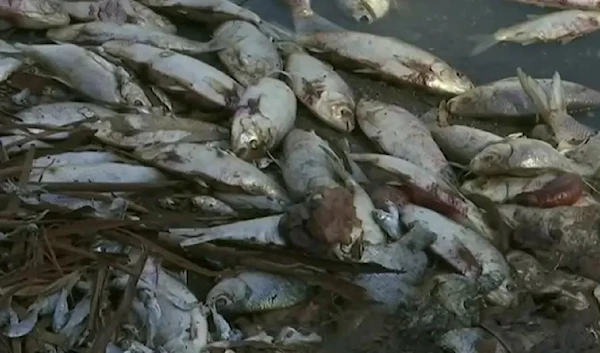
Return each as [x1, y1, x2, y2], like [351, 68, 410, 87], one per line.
[249, 139, 259, 150]
[133, 99, 145, 107]
[213, 296, 232, 309]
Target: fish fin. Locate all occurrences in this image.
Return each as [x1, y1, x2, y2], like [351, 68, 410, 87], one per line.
[291, 10, 345, 35]
[467, 34, 499, 56]
[550, 71, 567, 112]
[516, 67, 551, 115]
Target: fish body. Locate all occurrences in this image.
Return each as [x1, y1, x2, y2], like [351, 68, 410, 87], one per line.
[135, 142, 289, 201]
[334, 0, 392, 23]
[102, 41, 242, 110]
[32, 151, 122, 169]
[295, 30, 473, 95]
[429, 125, 502, 165]
[231, 77, 296, 160]
[447, 76, 600, 118]
[357, 99, 453, 179]
[15, 43, 152, 107]
[471, 10, 600, 55]
[47, 22, 222, 56]
[206, 271, 311, 314]
[190, 195, 238, 217]
[470, 137, 591, 176]
[213, 192, 290, 214]
[214, 20, 282, 86]
[460, 173, 558, 203]
[511, 0, 600, 10]
[284, 50, 356, 131]
[0, 0, 69, 29]
[281, 129, 341, 199]
[28, 162, 166, 183]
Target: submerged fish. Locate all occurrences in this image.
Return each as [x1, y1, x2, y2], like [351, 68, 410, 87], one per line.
[470, 10, 600, 55]
[334, 0, 394, 24]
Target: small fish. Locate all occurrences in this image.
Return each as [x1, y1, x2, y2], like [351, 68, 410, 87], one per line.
[214, 20, 282, 87]
[231, 77, 296, 160]
[0, 0, 69, 29]
[357, 99, 454, 181]
[470, 137, 591, 177]
[28, 162, 166, 184]
[102, 41, 242, 110]
[14, 43, 153, 107]
[283, 49, 356, 132]
[470, 10, 600, 55]
[447, 76, 600, 118]
[517, 68, 594, 150]
[47, 22, 223, 56]
[512, 173, 584, 207]
[52, 288, 70, 332]
[189, 195, 238, 217]
[2, 306, 40, 338]
[372, 200, 402, 240]
[213, 192, 290, 214]
[510, 0, 600, 10]
[429, 124, 502, 165]
[460, 173, 559, 203]
[334, 0, 394, 23]
[206, 271, 311, 314]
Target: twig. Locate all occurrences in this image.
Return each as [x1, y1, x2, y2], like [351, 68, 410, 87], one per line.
[89, 248, 147, 353]
[6, 146, 35, 212]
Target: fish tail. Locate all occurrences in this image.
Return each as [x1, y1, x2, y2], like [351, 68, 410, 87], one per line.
[179, 233, 217, 247]
[516, 67, 552, 115]
[467, 34, 499, 56]
[291, 9, 345, 35]
[550, 71, 567, 112]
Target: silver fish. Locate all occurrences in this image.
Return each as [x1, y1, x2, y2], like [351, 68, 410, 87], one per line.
[29, 162, 166, 183]
[102, 41, 242, 110]
[206, 271, 311, 314]
[14, 43, 152, 107]
[511, 0, 600, 10]
[52, 288, 70, 332]
[334, 0, 393, 23]
[284, 49, 355, 132]
[231, 77, 296, 160]
[0, 0, 69, 29]
[134, 143, 289, 201]
[460, 173, 558, 203]
[470, 137, 591, 177]
[32, 151, 122, 169]
[429, 124, 502, 165]
[357, 99, 454, 180]
[372, 200, 402, 240]
[190, 195, 238, 217]
[447, 76, 600, 118]
[470, 10, 600, 55]
[214, 20, 282, 87]
[48, 22, 223, 56]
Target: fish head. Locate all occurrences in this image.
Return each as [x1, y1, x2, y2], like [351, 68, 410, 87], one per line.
[206, 278, 249, 314]
[428, 62, 474, 96]
[485, 278, 519, 308]
[337, 0, 390, 24]
[230, 117, 271, 160]
[316, 92, 356, 132]
[469, 142, 512, 175]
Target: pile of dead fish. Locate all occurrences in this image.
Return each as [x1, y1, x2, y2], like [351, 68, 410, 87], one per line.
[1, 0, 600, 352]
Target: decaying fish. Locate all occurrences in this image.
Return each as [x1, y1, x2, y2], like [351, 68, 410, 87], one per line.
[214, 20, 282, 86]
[231, 77, 296, 160]
[47, 22, 223, 56]
[102, 41, 242, 110]
[28, 162, 167, 183]
[511, 173, 585, 207]
[14, 43, 152, 107]
[357, 99, 454, 180]
[430, 274, 483, 326]
[206, 271, 312, 314]
[510, 0, 600, 10]
[334, 0, 394, 23]
[429, 124, 502, 165]
[0, 0, 69, 29]
[447, 76, 600, 118]
[135, 142, 290, 202]
[517, 68, 594, 150]
[32, 151, 122, 169]
[470, 137, 591, 177]
[189, 195, 238, 216]
[470, 10, 600, 55]
[460, 173, 559, 203]
[283, 48, 356, 132]
[62, 0, 177, 33]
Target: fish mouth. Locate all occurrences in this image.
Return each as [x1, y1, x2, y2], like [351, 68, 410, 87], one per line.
[354, 4, 377, 23]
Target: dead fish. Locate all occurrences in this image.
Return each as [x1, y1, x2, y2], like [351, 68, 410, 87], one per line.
[400, 204, 517, 307]
[430, 274, 483, 326]
[460, 173, 559, 203]
[517, 68, 594, 150]
[357, 99, 454, 180]
[62, 0, 177, 33]
[206, 271, 311, 314]
[213, 20, 282, 87]
[168, 214, 285, 247]
[28, 162, 166, 183]
[231, 77, 296, 160]
[510, 0, 600, 10]
[470, 10, 600, 55]
[429, 124, 502, 165]
[470, 137, 591, 177]
[283, 48, 355, 132]
[14, 101, 117, 139]
[134, 142, 289, 201]
[0, 0, 69, 29]
[281, 129, 342, 199]
[334, 0, 394, 23]
[372, 200, 402, 240]
[439, 328, 505, 353]
[447, 76, 600, 118]
[190, 195, 238, 217]
[47, 22, 223, 56]
[14, 43, 152, 107]
[89, 111, 229, 149]
[280, 3, 473, 95]
[32, 151, 122, 169]
[512, 173, 584, 207]
[213, 192, 290, 214]
[102, 41, 242, 110]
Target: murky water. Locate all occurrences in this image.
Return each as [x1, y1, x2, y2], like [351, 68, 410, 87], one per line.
[238, 0, 600, 127]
